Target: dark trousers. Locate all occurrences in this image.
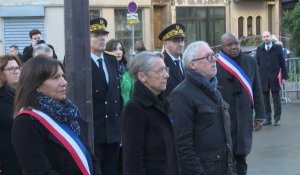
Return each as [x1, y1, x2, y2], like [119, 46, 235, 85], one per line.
[263, 91, 281, 123]
[234, 155, 247, 175]
[94, 143, 120, 175]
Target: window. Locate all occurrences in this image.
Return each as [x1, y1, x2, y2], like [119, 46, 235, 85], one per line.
[247, 16, 253, 36]
[115, 9, 143, 52]
[89, 9, 100, 19]
[238, 17, 244, 38]
[256, 16, 261, 35]
[176, 7, 225, 48]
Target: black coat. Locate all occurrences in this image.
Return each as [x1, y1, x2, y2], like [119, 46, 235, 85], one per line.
[256, 42, 288, 91]
[0, 86, 21, 175]
[22, 44, 33, 63]
[163, 51, 184, 96]
[12, 114, 83, 175]
[169, 70, 236, 175]
[92, 52, 123, 144]
[217, 52, 266, 155]
[122, 81, 179, 175]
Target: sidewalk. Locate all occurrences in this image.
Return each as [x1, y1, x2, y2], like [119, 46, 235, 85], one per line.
[247, 103, 300, 175]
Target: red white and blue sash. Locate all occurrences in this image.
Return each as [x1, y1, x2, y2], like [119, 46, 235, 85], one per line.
[217, 51, 254, 106]
[17, 109, 92, 175]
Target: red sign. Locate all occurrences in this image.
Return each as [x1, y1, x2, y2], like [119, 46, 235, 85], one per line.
[128, 1, 138, 14]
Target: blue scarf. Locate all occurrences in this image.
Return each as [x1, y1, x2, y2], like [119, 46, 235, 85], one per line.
[118, 63, 127, 76]
[37, 93, 80, 136]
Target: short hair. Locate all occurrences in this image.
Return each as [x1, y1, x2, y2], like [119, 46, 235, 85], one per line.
[9, 45, 19, 50]
[33, 44, 53, 57]
[182, 41, 210, 69]
[0, 55, 22, 87]
[29, 29, 41, 39]
[14, 56, 64, 115]
[221, 32, 238, 46]
[129, 51, 164, 82]
[106, 39, 127, 65]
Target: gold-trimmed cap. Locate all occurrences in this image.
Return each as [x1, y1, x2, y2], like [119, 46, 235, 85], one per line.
[90, 17, 109, 34]
[159, 23, 186, 41]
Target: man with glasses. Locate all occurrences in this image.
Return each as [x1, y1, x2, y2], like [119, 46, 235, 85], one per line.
[216, 32, 265, 175]
[159, 23, 186, 96]
[89, 17, 122, 175]
[169, 41, 237, 175]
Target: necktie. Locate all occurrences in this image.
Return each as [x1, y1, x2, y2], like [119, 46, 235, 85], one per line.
[267, 46, 270, 52]
[174, 60, 183, 77]
[97, 58, 107, 83]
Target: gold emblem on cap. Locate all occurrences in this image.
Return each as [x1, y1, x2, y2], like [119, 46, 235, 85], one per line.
[163, 25, 185, 41]
[90, 19, 106, 32]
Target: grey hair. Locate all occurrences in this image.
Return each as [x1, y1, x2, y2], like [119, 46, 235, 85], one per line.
[129, 51, 164, 82]
[182, 41, 209, 69]
[33, 44, 53, 57]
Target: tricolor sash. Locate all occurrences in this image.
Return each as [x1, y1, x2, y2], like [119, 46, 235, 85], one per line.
[17, 109, 92, 175]
[217, 51, 254, 106]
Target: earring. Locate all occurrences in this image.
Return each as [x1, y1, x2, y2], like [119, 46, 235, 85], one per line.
[36, 88, 42, 93]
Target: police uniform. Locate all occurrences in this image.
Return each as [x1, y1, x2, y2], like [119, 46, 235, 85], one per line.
[159, 23, 186, 96]
[90, 17, 122, 175]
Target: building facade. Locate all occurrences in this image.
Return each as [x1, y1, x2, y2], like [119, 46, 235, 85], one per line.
[0, 0, 285, 58]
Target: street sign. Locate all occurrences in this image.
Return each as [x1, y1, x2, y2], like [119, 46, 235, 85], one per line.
[128, 1, 138, 14]
[127, 13, 139, 25]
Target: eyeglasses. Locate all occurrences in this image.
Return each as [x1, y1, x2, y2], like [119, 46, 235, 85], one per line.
[91, 32, 108, 37]
[191, 53, 218, 63]
[151, 67, 170, 76]
[3, 66, 22, 73]
[169, 38, 185, 44]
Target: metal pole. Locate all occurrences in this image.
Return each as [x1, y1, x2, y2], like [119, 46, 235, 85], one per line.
[64, 0, 94, 153]
[132, 25, 135, 55]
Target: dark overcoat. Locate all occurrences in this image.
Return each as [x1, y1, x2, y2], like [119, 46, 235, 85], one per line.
[163, 51, 184, 96]
[169, 70, 236, 175]
[12, 114, 84, 175]
[256, 42, 288, 91]
[92, 52, 123, 144]
[0, 87, 21, 175]
[216, 52, 266, 155]
[122, 81, 179, 175]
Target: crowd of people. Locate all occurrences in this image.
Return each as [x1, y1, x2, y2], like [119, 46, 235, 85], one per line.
[0, 16, 288, 175]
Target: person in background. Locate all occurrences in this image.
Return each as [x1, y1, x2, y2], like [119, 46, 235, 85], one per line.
[12, 56, 94, 175]
[106, 39, 133, 104]
[8, 45, 23, 61]
[0, 55, 22, 175]
[159, 23, 186, 96]
[217, 32, 265, 175]
[256, 31, 288, 126]
[169, 41, 236, 175]
[122, 51, 178, 175]
[33, 43, 54, 58]
[134, 40, 146, 53]
[90, 17, 122, 175]
[22, 29, 57, 62]
[106, 39, 134, 175]
[22, 29, 42, 62]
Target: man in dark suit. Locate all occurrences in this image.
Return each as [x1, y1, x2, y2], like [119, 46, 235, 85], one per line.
[90, 17, 122, 175]
[216, 32, 265, 175]
[256, 31, 288, 126]
[159, 23, 186, 96]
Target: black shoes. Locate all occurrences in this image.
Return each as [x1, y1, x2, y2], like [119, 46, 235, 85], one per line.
[274, 120, 281, 126]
